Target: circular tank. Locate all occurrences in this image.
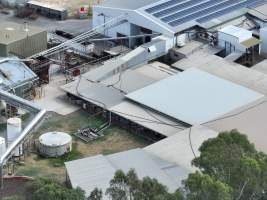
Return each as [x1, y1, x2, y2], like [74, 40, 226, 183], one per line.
[38, 132, 72, 158]
[7, 117, 22, 156]
[0, 137, 6, 157]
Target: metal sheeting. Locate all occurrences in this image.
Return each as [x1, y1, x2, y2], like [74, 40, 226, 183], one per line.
[145, 125, 219, 171]
[126, 68, 264, 125]
[0, 60, 37, 90]
[65, 155, 116, 196]
[99, 0, 159, 10]
[65, 149, 189, 197]
[205, 97, 267, 153]
[172, 52, 267, 96]
[110, 101, 187, 137]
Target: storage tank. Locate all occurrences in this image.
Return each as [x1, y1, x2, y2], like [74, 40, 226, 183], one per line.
[7, 117, 22, 156]
[0, 137, 6, 157]
[38, 132, 72, 158]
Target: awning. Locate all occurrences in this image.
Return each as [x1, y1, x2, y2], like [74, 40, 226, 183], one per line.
[241, 37, 261, 48]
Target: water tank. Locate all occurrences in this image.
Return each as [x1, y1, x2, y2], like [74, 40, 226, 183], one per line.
[0, 137, 6, 157]
[176, 33, 189, 47]
[38, 132, 72, 158]
[7, 117, 22, 156]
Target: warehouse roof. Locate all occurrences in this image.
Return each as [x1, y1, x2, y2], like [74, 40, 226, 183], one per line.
[205, 97, 267, 153]
[0, 22, 46, 45]
[126, 68, 264, 125]
[100, 0, 158, 10]
[65, 149, 190, 197]
[110, 101, 188, 137]
[145, 125, 219, 171]
[248, 2, 267, 21]
[27, 1, 67, 12]
[61, 62, 175, 109]
[0, 59, 37, 91]
[252, 59, 267, 74]
[172, 51, 267, 95]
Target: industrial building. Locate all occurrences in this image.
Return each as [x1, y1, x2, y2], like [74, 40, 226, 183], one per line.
[2, 0, 267, 196]
[0, 22, 47, 58]
[26, 1, 68, 20]
[0, 59, 38, 100]
[93, 0, 267, 48]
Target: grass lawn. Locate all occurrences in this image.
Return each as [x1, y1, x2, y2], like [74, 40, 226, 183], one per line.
[15, 110, 151, 182]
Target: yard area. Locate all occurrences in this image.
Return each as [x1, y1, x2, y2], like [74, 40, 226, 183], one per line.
[15, 110, 151, 183]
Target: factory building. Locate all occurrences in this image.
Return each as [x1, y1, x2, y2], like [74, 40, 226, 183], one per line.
[61, 0, 267, 144]
[93, 0, 266, 48]
[0, 22, 47, 58]
[27, 1, 68, 20]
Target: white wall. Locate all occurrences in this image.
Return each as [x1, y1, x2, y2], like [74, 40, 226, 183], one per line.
[92, 6, 174, 38]
[260, 26, 267, 56]
[218, 26, 252, 54]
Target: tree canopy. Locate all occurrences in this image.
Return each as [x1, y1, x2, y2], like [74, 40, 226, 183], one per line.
[26, 178, 87, 200]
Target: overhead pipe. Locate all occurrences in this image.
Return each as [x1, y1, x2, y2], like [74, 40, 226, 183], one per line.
[0, 89, 46, 189]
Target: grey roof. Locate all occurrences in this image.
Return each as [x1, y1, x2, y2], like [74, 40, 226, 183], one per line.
[205, 96, 267, 153]
[252, 59, 267, 75]
[65, 148, 190, 198]
[172, 51, 267, 96]
[99, 0, 159, 10]
[0, 22, 46, 45]
[0, 60, 37, 90]
[61, 62, 174, 109]
[145, 125, 219, 171]
[110, 101, 187, 137]
[62, 79, 125, 109]
[102, 70, 156, 94]
[126, 68, 264, 125]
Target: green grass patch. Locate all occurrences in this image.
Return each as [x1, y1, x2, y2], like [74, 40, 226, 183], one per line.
[47, 143, 82, 167]
[16, 166, 44, 177]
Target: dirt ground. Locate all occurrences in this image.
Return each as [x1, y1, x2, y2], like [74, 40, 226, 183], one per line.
[15, 110, 151, 183]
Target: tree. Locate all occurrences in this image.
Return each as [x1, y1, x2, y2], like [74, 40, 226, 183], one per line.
[88, 188, 103, 200]
[192, 130, 267, 200]
[26, 178, 86, 200]
[183, 172, 232, 200]
[104, 169, 183, 200]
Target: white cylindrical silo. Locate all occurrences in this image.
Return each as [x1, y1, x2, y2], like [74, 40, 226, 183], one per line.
[7, 117, 22, 156]
[0, 137, 6, 157]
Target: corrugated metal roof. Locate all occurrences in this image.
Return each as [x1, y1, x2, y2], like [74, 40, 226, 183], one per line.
[172, 52, 267, 96]
[65, 149, 189, 198]
[206, 96, 267, 153]
[126, 68, 264, 125]
[99, 0, 159, 10]
[110, 101, 187, 137]
[0, 60, 37, 90]
[145, 125, 219, 171]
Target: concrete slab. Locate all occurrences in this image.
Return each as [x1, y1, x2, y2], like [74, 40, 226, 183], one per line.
[33, 74, 79, 115]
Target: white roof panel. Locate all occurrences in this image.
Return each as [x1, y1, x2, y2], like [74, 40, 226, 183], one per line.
[126, 68, 264, 125]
